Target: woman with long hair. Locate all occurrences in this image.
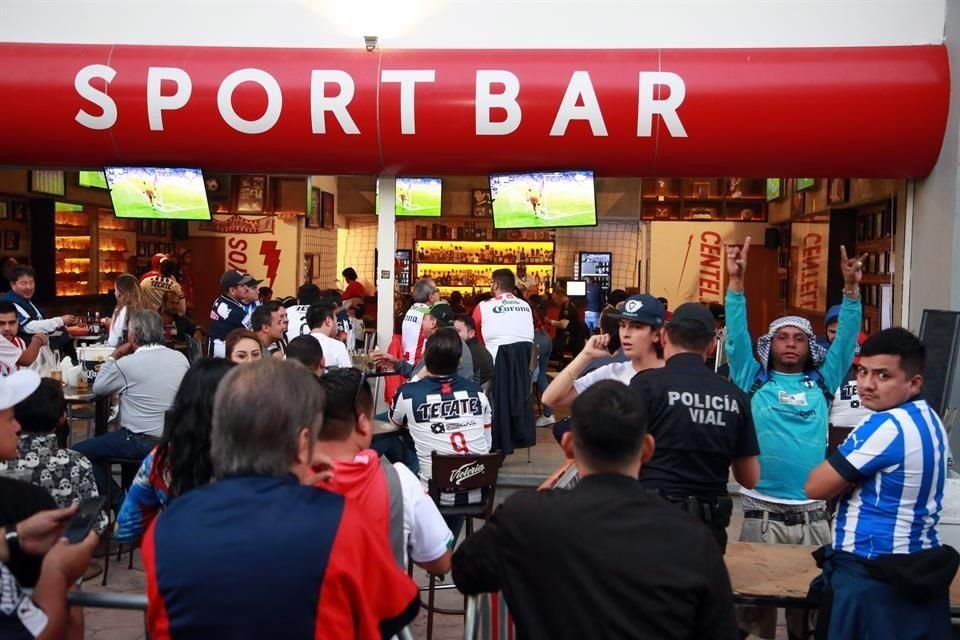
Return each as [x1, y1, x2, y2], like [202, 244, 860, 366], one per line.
[114, 358, 234, 543]
[107, 273, 143, 347]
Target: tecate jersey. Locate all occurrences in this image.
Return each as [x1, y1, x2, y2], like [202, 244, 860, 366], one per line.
[390, 375, 492, 482]
[401, 303, 430, 364]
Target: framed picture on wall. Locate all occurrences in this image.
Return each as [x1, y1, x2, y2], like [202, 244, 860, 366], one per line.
[306, 188, 321, 229]
[3, 231, 19, 252]
[236, 175, 267, 213]
[0, 201, 7, 220]
[12, 203, 27, 222]
[321, 191, 335, 230]
[472, 189, 492, 217]
[828, 178, 849, 204]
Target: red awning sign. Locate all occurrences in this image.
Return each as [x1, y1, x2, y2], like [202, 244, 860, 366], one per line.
[0, 44, 949, 177]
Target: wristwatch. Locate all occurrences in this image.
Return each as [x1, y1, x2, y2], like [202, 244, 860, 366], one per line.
[4, 527, 20, 553]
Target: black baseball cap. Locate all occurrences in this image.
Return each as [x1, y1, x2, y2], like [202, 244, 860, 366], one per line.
[668, 303, 717, 336]
[428, 302, 456, 328]
[609, 294, 665, 327]
[221, 270, 262, 288]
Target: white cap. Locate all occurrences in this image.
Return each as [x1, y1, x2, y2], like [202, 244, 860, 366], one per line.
[0, 369, 41, 411]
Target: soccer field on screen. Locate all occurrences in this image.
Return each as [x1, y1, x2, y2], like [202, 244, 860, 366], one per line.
[396, 178, 442, 217]
[106, 168, 210, 220]
[491, 173, 596, 229]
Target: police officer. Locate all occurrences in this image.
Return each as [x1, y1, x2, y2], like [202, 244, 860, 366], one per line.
[630, 302, 761, 552]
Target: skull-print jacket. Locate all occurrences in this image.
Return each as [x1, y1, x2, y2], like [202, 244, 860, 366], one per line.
[0, 433, 109, 533]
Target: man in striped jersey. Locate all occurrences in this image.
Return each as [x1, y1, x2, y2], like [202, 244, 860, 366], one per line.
[806, 328, 956, 639]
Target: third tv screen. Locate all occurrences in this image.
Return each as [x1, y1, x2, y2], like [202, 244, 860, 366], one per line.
[490, 171, 597, 229]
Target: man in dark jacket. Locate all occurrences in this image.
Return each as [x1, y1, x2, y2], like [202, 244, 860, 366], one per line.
[454, 313, 494, 386]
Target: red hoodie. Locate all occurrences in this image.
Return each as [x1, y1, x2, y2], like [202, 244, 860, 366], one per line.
[315, 450, 394, 558]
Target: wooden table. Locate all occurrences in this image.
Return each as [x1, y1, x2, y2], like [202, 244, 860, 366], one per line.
[725, 542, 960, 612]
[63, 385, 110, 439]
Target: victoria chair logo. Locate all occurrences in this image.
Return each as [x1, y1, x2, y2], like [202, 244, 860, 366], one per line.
[450, 461, 486, 486]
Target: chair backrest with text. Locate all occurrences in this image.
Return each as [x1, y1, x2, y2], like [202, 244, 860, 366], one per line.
[428, 451, 504, 517]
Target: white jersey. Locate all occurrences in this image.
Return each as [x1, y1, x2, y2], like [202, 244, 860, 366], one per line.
[472, 293, 534, 361]
[310, 332, 352, 369]
[284, 305, 311, 344]
[572, 361, 641, 395]
[0, 335, 25, 375]
[401, 302, 430, 364]
[830, 374, 874, 429]
[389, 374, 492, 484]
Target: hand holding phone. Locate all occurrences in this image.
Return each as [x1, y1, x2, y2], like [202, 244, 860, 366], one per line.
[63, 496, 106, 544]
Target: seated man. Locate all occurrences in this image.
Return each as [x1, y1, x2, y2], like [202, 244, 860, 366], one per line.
[73, 310, 189, 511]
[285, 334, 325, 376]
[805, 328, 954, 639]
[305, 303, 352, 369]
[375, 303, 474, 382]
[1, 378, 107, 532]
[143, 359, 419, 638]
[315, 368, 453, 574]
[454, 313, 494, 387]
[1, 503, 98, 640]
[250, 301, 287, 358]
[159, 289, 198, 355]
[0, 265, 76, 353]
[0, 300, 47, 375]
[453, 380, 737, 639]
[389, 328, 491, 490]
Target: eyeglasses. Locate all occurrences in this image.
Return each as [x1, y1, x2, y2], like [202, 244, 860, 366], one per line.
[353, 370, 367, 418]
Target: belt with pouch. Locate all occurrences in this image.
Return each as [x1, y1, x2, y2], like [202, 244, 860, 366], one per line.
[744, 509, 829, 525]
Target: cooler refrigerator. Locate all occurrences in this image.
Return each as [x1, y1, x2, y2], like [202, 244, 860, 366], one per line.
[374, 249, 412, 294]
[576, 252, 612, 300]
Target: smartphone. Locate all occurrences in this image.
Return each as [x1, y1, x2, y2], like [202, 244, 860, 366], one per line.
[63, 496, 106, 544]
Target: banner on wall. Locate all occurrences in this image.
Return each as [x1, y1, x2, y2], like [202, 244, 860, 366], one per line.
[0, 43, 948, 177]
[648, 222, 767, 304]
[788, 221, 830, 312]
[199, 214, 276, 234]
[191, 215, 298, 292]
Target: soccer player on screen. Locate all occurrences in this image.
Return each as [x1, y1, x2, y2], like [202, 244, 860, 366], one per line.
[397, 185, 409, 209]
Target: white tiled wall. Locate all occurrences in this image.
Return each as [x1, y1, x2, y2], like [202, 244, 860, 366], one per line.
[555, 222, 641, 291]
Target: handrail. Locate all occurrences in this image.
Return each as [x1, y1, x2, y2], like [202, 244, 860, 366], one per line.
[68, 591, 146, 611]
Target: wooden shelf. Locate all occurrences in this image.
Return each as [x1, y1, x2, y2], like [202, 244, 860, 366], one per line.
[855, 238, 893, 253]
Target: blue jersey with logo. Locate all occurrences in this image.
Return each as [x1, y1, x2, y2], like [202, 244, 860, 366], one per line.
[831, 399, 948, 559]
[208, 295, 246, 341]
[725, 291, 861, 500]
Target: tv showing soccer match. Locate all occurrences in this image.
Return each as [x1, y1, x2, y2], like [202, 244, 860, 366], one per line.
[104, 167, 211, 220]
[78, 171, 108, 189]
[489, 171, 597, 230]
[376, 178, 442, 217]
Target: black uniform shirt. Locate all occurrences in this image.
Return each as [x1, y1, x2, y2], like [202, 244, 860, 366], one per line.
[452, 473, 737, 640]
[631, 352, 759, 497]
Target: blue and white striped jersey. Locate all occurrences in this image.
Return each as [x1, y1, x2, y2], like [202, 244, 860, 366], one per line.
[390, 374, 492, 485]
[830, 398, 948, 559]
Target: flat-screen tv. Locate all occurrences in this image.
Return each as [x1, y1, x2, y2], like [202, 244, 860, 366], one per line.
[796, 178, 816, 192]
[490, 171, 597, 229]
[765, 178, 782, 201]
[104, 167, 211, 220]
[375, 177, 442, 217]
[78, 171, 108, 189]
[565, 280, 587, 296]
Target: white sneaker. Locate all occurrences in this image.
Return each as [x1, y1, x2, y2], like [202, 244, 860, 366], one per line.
[535, 415, 556, 427]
